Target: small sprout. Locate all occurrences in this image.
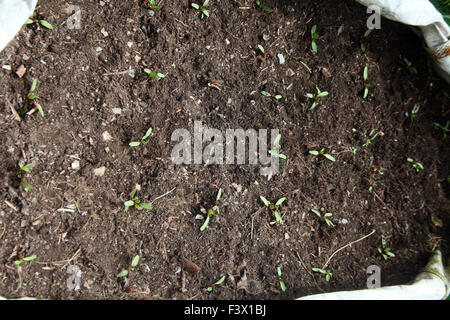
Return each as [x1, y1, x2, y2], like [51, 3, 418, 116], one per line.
[362, 129, 379, 147]
[306, 86, 328, 110]
[18, 161, 36, 190]
[147, 0, 161, 11]
[268, 134, 286, 160]
[277, 267, 286, 292]
[360, 43, 366, 53]
[311, 209, 335, 227]
[25, 18, 53, 29]
[144, 68, 165, 78]
[431, 216, 443, 228]
[27, 79, 44, 117]
[433, 121, 449, 139]
[200, 188, 222, 231]
[129, 127, 152, 147]
[118, 255, 140, 278]
[14, 255, 36, 265]
[257, 44, 265, 54]
[308, 148, 336, 163]
[260, 196, 286, 224]
[403, 57, 417, 75]
[360, 28, 373, 52]
[124, 189, 152, 211]
[410, 104, 420, 124]
[208, 80, 223, 90]
[312, 268, 332, 282]
[261, 90, 282, 100]
[255, 0, 273, 13]
[364, 28, 374, 38]
[350, 146, 357, 155]
[367, 178, 381, 192]
[363, 66, 371, 99]
[378, 235, 395, 260]
[191, 0, 210, 19]
[407, 158, 424, 173]
[207, 275, 226, 291]
[311, 25, 319, 53]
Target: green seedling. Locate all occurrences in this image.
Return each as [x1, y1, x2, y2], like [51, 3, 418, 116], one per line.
[362, 129, 379, 147]
[306, 87, 328, 110]
[403, 57, 417, 75]
[308, 148, 336, 163]
[14, 255, 36, 265]
[311, 25, 319, 53]
[277, 267, 286, 292]
[261, 90, 282, 100]
[17, 162, 36, 190]
[206, 275, 226, 291]
[25, 18, 53, 29]
[27, 79, 44, 117]
[372, 164, 385, 174]
[129, 127, 152, 147]
[147, 0, 161, 10]
[407, 158, 424, 173]
[200, 188, 223, 231]
[191, 0, 210, 19]
[367, 178, 381, 192]
[312, 267, 332, 282]
[208, 79, 223, 90]
[144, 68, 165, 78]
[350, 146, 357, 155]
[360, 43, 366, 53]
[360, 28, 373, 53]
[311, 209, 335, 227]
[124, 189, 152, 211]
[410, 104, 420, 124]
[255, 0, 273, 13]
[433, 120, 449, 139]
[363, 66, 371, 99]
[260, 196, 286, 224]
[269, 134, 286, 160]
[257, 44, 265, 55]
[378, 235, 395, 260]
[117, 255, 140, 278]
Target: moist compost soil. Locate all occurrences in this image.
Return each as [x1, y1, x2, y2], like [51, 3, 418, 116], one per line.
[0, 0, 449, 300]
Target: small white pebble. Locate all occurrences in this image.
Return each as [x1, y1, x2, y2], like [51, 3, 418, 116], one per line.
[71, 160, 80, 170]
[102, 131, 113, 141]
[277, 53, 285, 65]
[93, 166, 106, 177]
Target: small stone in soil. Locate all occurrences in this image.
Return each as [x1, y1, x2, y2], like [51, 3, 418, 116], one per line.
[71, 160, 80, 170]
[94, 166, 106, 177]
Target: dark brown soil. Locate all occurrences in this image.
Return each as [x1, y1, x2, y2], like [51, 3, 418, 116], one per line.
[0, 0, 449, 300]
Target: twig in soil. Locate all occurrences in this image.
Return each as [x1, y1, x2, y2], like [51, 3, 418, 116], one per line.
[103, 70, 129, 76]
[150, 187, 176, 204]
[6, 98, 21, 122]
[299, 61, 311, 73]
[35, 248, 82, 268]
[251, 207, 265, 240]
[4, 199, 19, 212]
[294, 251, 313, 277]
[322, 229, 376, 269]
[0, 219, 5, 240]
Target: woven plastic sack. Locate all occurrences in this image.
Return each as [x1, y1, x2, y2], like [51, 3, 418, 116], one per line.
[356, 0, 450, 83]
[0, 0, 37, 52]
